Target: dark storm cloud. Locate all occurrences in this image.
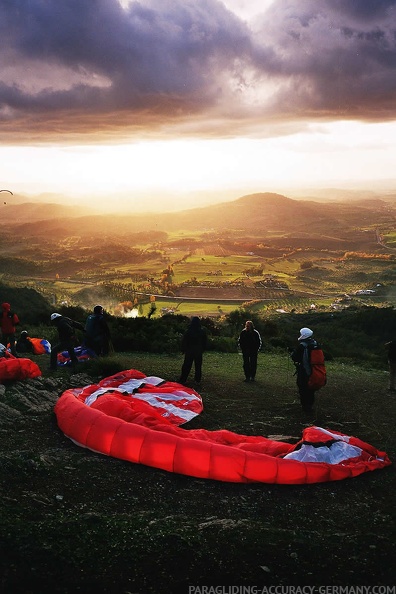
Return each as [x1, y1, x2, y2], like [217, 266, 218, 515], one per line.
[0, 0, 258, 140]
[251, 0, 396, 119]
[0, 0, 395, 142]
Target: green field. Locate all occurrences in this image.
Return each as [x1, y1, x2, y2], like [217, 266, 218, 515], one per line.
[2, 216, 395, 316]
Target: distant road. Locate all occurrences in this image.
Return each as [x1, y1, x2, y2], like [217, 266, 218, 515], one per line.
[376, 228, 396, 251]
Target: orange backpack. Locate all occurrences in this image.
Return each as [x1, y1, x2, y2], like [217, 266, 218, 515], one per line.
[307, 346, 327, 390]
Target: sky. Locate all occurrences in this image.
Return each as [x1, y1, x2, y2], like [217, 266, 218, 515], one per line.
[1, 0, 396, 212]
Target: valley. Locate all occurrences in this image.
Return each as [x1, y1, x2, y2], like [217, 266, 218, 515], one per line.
[1, 192, 395, 317]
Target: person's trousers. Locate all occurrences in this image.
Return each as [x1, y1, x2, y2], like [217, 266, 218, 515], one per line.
[389, 361, 396, 390]
[2, 332, 17, 356]
[242, 351, 258, 380]
[297, 374, 316, 411]
[180, 352, 203, 383]
[50, 341, 78, 369]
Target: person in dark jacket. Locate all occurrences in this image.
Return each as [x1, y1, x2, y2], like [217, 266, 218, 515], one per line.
[179, 316, 207, 385]
[84, 305, 111, 356]
[1, 302, 20, 356]
[238, 320, 262, 382]
[291, 327, 318, 413]
[16, 330, 34, 354]
[49, 312, 85, 371]
[385, 340, 396, 392]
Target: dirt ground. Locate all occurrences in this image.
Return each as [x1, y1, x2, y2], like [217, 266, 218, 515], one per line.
[0, 356, 395, 594]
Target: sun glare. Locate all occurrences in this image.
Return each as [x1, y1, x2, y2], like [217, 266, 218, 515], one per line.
[2, 120, 396, 209]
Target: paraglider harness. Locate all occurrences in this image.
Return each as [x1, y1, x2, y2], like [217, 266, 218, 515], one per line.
[6, 311, 19, 322]
[298, 340, 327, 391]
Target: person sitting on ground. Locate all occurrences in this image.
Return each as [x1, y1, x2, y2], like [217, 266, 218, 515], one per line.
[16, 330, 34, 354]
[16, 330, 51, 355]
[49, 312, 85, 371]
[84, 305, 111, 356]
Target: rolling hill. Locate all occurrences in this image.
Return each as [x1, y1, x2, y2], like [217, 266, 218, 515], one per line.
[0, 192, 394, 239]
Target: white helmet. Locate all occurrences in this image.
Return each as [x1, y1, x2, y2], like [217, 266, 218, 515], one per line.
[298, 327, 313, 341]
[50, 313, 62, 321]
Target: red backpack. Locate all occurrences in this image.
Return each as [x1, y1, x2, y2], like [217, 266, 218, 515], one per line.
[307, 346, 327, 390]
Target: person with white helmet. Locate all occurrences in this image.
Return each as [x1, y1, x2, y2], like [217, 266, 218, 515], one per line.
[49, 312, 85, 371]
[290, 327, 318, 414]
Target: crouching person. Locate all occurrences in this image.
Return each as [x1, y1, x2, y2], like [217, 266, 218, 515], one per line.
[49, 313, 84, 371]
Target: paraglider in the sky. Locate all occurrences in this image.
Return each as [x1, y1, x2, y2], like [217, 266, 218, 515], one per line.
[54, 369, 391, 485]
[1, 189, 13, 204]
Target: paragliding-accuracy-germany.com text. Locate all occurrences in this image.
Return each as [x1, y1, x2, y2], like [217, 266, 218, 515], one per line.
[188, 586, 396, 594]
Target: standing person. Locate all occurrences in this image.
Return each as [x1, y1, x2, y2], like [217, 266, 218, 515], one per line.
[385, 340, 396, 392]
[1, 302, 20, 356]
[179, 316, 207, 385]
[49, 312, 85, 371]
[84, 305, 111, 356]
[291, 327, 319, 414]
[238, 320, 262, 382]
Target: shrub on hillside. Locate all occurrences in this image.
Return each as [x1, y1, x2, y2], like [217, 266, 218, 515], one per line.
[210, 336, 237, 353]
[0, 282, 52, 324]
[222, 309, 263, 336]
[2, 283, 394, 368]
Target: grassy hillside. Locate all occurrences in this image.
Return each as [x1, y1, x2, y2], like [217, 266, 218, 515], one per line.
[0, 351, 394, 592]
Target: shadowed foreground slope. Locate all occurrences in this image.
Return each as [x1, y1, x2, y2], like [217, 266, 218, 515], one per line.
[0, 352, 394, 593]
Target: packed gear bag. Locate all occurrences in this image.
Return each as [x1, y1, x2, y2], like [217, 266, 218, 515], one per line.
[85, 314, 103, 337]
[307, 346, 327, 390]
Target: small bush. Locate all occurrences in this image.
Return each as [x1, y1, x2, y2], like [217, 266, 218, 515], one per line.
[210, 336, 237, 353]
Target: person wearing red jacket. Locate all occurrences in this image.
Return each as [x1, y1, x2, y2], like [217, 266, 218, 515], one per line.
[1, 302, 20, 356]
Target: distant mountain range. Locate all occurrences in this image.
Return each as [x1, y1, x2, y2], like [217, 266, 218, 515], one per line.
[1, 192, 394, 238]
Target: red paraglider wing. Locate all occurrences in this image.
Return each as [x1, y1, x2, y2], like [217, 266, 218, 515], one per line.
[54, 369, 391, 484]
[0, 358, 42, 382]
